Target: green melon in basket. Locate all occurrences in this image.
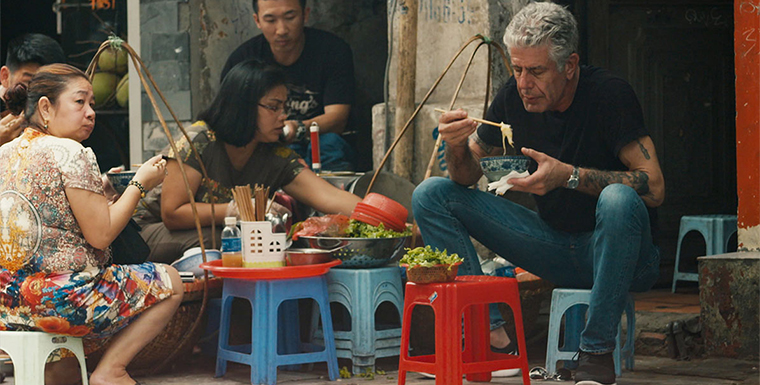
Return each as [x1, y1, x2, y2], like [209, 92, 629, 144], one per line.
[92, 72, 118, 108]
[116, 74, 129, 108]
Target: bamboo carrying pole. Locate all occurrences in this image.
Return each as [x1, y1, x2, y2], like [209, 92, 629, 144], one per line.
[365, 35, 512, 246]
[366, 35, 512, 196]
[85, 36, 216, 375]
[393, 0, 418, 180]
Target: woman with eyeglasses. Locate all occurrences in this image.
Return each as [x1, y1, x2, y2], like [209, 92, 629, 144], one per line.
[138, 59, 361, 264]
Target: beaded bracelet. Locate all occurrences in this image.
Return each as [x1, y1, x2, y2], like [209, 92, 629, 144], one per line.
[128, 179, 147, 198]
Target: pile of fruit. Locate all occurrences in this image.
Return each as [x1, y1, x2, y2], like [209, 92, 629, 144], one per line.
[92, 47, 129, 109]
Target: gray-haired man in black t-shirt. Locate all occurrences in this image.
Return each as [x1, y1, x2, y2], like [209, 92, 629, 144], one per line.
[222, 0, 356, 171]
[413, 3, 664, 385]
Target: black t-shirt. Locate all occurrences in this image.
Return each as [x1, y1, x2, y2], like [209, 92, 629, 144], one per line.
[174, 121, 304, 203]
[133, 121, 305, 225]
[478, 65, 657, 236]
[221, 27, 355, 121]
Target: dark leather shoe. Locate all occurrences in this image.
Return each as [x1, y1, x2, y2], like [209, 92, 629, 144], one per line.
[574, 350, 616, 385]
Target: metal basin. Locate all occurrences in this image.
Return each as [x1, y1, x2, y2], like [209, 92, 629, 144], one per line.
[299, 235, 409, 268]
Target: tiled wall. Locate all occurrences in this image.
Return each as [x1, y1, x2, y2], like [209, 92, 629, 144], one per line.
[140, 0, 193, 154]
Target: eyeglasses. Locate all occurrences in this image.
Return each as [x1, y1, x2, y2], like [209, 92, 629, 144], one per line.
[258, 103, 286, 114]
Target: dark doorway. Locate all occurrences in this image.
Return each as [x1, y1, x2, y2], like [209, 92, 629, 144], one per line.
[1, 0, 59, 64]
[574, 0, 737, 285]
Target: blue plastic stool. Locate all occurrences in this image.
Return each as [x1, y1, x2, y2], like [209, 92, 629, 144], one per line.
[672, 214, 737, 292]
[215, 276, 339, 385]
[200, 298, 222, 357]
[545, 288, 635, 377]
[202, 297, 301, 370]
[312, 266, 404, 375]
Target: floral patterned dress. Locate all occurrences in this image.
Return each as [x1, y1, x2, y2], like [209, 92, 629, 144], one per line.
[0, 129, 173, 343]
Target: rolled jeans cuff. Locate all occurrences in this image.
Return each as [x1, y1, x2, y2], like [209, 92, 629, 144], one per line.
[490, 303, 505, 331]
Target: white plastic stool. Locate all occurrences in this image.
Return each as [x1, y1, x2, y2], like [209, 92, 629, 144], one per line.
[0, 331, 88, 385]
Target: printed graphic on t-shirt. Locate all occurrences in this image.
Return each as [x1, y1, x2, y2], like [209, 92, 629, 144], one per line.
[286, 84, 320, 120]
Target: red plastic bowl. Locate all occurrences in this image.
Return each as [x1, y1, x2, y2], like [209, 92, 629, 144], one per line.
[350, 210, 384, 228]
[361, 193, 408, 223]
[354, 203, 405, 230]
[353, 204, 406, 229]
[350, 210, 406, 233]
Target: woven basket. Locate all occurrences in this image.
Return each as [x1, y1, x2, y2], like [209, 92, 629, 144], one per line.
[405, 263, 461, 284]
[86, 277, 223, 375]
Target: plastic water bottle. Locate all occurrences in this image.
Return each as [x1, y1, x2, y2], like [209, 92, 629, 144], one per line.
[221, 216, 242, 267]
[494, 265, 516, 278]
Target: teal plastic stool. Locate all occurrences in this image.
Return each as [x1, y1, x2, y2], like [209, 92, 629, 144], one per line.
[312, 266, 404, 374]
[215, 276, 339, 385]
[545, 288, 635, 377]
[672, 214, 737, 292]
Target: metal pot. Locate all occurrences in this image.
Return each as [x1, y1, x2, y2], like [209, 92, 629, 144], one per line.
[285, 248, 339, 266]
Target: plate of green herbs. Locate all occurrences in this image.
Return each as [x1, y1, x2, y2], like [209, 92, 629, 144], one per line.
[399, 246, 463, 268]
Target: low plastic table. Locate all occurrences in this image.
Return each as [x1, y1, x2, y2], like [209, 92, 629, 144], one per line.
[201, 259, 341, 385]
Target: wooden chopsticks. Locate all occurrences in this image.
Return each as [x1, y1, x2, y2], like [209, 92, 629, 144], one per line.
[434, 108, 503, 129]
[231, 184, 270, 222]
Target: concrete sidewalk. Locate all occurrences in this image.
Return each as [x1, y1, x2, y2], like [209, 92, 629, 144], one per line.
[121, 353, 760, 385]
[3, 288, 758, 384]
[132, 287, 760, 384]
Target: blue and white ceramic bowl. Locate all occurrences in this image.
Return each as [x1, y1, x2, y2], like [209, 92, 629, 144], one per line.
[479, 155, 530, 183]
[171, 247, 222, 277]
[107, 170, 137, 194]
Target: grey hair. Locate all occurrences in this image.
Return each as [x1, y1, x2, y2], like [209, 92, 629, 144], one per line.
[503, 2, 578, 71]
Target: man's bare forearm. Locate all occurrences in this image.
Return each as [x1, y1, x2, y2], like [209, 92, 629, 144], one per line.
[581, 169, 662, 206]
[445, 144, 482, 185]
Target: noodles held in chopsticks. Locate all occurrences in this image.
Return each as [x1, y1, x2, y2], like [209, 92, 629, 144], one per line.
[501, 122, 514, 156]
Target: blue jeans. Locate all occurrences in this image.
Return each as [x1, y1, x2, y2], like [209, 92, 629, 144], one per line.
[412, 178, 660, 353]
[290, 133, 356, 172]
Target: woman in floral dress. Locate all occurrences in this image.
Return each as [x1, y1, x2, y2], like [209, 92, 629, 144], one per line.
[0, 63, 183, 385]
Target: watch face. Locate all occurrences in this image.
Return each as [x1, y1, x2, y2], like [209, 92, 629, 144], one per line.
[567, 167, 579, 189]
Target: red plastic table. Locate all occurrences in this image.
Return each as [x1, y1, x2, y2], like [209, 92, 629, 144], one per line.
[200, 258, 341, 280]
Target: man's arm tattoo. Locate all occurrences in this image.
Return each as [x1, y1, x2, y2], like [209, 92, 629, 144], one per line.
[472, 132, 495, 155]
[584, 169, 650, 196]
[637, 139, 651, 160]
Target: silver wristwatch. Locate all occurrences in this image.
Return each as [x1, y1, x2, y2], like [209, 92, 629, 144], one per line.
[567, 166, 580, 189]
[294, 120, 307, 141]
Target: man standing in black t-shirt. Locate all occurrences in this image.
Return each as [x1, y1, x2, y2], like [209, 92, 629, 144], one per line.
[413, 3, 664, 384]
[221, 0, 356, 171]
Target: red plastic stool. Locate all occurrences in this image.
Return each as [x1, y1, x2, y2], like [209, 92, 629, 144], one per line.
[398, 275, 531, 385]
